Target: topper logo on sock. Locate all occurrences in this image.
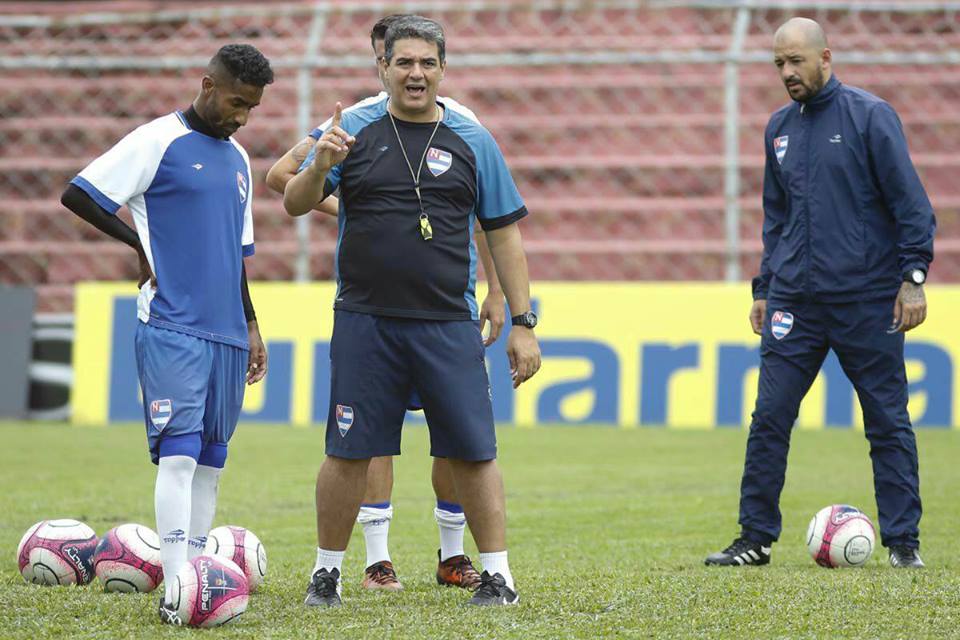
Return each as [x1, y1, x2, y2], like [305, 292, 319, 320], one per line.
[163, 529, 186, 544]
[150, 399, 172, 430]
[336, 404, 354, 437]
[189, 536, 207, 550]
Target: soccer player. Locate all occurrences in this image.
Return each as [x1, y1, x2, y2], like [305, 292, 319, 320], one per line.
[285, 16, 540, 606]
[266, 14, 498, 591]
[704, 18, 935, 568]
[60, 44, 273, 623]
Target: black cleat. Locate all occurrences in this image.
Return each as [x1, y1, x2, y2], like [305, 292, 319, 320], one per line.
[158, 597, 182, 626]
[705, 537, 772, 566]
[304, 568, 342, 607]
[889, 545, 925, 568]
[466, 571, 519, 606]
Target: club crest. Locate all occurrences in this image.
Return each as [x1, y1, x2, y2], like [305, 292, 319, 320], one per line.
[774, 135, 789, 165]
[237, 171, 248, 203]
[771, 311, 794, 340]
[336, 404, 354, 437]
[150, 399, 172, 430]
[426, 147, 452, 176]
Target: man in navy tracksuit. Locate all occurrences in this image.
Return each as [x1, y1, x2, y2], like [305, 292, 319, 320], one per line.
[705, 17, 935, 568]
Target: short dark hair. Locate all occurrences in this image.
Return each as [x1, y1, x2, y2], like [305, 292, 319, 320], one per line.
[384, 16, 445, 64]
[370, 14, 408, 51]
[209, 44, 274, 87]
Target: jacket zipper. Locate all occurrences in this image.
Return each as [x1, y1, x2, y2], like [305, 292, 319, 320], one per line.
[801, 102, 812, 298]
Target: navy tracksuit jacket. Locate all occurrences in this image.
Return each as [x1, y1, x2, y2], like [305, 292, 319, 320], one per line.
[740, 76, 936, 548]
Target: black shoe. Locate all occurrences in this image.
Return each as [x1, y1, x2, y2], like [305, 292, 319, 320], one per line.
[704, 537, 772, 566]
[304, 568, 342, 607]
[889, 545, 924, 568]
[466, 571, 519, 606]
[157, 597, 182, 626]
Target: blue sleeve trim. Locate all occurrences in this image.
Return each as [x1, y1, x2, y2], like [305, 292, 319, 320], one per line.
[243, 243, 255, 257]
[309, 128, 321, 140]
[70, 175, 121, 214]
[479, 206, 528, 231]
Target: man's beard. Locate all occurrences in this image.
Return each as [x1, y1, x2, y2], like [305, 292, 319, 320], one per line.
[789, 67, 826, 102]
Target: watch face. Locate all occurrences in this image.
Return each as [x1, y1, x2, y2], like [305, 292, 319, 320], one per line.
[912, 270, 925, 284]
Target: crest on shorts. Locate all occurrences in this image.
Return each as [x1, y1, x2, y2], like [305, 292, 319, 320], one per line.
[336, 404, 354, 437]
[774, 136, 789, 165]
[426, 147, 452, 176]
[771, 311, 794, 340]
[237, 171, 248, 203]
[150, 399, 172, 430]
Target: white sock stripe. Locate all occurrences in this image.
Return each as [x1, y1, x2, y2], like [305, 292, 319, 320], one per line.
[357, 505, 393, 525]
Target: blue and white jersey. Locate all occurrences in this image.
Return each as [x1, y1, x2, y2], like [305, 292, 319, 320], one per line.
[71, 112, 254, 349]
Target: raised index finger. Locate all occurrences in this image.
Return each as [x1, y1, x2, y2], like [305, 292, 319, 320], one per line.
[331, 102, 343, 129]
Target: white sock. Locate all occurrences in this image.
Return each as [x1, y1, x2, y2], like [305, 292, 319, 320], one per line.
[479, 551, 514, 591]
[155, 455, 197, 605]
[434, 502, 466, 561]
[356, 503, 392, 568]
[187, 464, 221, 560]
[313, 547, 345, 577]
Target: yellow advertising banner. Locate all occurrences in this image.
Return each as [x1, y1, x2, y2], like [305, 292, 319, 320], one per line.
[73, 282, 959, 429]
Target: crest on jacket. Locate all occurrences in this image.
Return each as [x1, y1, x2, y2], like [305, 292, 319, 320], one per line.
[774, 136, 789, 165]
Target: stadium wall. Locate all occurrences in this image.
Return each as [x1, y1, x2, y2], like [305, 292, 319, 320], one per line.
[73, 283, 958, 429]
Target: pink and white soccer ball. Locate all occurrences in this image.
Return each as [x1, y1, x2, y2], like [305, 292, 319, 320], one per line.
[806, 504, 876, 568]
[16, 519, 98, 585]
[92, 523, 163, 593]
[204, 526, 267, 592]
[171, 555, 249, 628]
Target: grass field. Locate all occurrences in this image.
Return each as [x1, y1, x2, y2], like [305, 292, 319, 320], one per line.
[1, 422, 958, 639]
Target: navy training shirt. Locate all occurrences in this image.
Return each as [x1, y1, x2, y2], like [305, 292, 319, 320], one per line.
[301, 97, 527, 321]
[753, 76, 935, 302]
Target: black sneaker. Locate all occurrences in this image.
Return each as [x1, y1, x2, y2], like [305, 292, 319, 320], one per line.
[466, 571, 518, 606]
[304, 568, 342, 607]
[704, 537, 772, 566]
[889, 545, 925, 568]
[158, 597, 182, 626]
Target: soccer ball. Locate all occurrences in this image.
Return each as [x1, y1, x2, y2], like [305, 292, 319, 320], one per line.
[171, 555, 249, 628]
[16, 519, 98, 585]
[204, 525, 267, 592]
[806, 504, 876, 568]
[93, 523, 163, 593]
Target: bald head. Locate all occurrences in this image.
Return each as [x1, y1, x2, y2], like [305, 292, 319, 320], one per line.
[773, 18, 832, 102]
[774, 17, 828, 51]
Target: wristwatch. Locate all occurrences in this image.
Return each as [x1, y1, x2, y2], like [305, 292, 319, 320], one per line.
[511, 311, 538, 329]
[905, 269, 926, 285]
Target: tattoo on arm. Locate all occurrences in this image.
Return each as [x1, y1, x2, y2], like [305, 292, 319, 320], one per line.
[291, 139, 314, 164]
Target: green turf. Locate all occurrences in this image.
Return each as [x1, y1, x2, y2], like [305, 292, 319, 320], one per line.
[1, 423, 958, 639]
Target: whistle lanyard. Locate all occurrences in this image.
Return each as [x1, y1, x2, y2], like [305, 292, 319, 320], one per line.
[388, 105, 442, 241]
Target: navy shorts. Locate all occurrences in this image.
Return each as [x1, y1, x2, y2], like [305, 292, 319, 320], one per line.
[135, 323, 247, 464]
[326, 310, 496, 461]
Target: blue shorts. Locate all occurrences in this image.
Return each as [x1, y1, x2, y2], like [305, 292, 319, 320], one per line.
[135, 323, 247, 464]
[326, 311, 496, 461]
